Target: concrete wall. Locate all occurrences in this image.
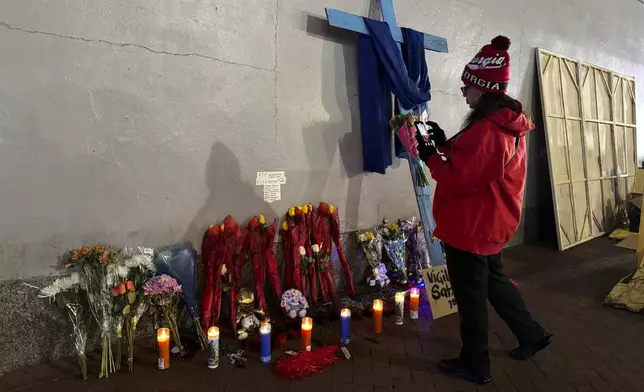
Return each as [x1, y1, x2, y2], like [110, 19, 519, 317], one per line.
[1, 0, 644, 281]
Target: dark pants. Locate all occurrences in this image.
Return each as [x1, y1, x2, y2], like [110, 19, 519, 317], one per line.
[444, 244, 545, 373]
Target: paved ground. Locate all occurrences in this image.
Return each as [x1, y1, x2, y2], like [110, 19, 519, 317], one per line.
[2, 238, 644, 392]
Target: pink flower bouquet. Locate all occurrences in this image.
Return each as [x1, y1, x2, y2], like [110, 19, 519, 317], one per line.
[144, 274, 183, 354]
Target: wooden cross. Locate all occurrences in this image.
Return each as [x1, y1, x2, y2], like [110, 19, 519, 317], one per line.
[326, 0, 448, 266]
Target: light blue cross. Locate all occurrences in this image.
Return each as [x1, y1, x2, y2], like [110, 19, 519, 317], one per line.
[326, 0, 448, 267]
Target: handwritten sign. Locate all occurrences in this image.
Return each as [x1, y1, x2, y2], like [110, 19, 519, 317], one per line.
[256, 171, 286, 203]
[256, 171, 286, 186]
[422, 264, 458, 319]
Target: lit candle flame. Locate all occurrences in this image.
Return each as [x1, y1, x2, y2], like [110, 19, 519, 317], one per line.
[207, 326, 220, 340]
[260, 321, 271, 334]
[395, 292, 405, 303]
[340, 308, 351, 318]
[301, 317, 313, 331]
[373, 299, 383, 311]
[157, 327, 170, 342]
[410, 287, 420, 297]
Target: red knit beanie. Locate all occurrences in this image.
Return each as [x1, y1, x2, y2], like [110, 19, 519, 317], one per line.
[461, 36, 511, 93]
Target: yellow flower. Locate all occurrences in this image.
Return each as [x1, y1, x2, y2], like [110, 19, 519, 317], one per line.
[282, 221, 289, 231]
[367, 232, 375, 240]
[259, 215, 266, 225]
[302, 205, 308, 214]
[220, 224, 225, 231]
[308, 203, 314, 211]
[288, 207, 295, 217]
[329, 205, 335, 214]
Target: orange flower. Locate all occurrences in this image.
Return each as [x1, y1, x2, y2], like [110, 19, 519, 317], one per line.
[126, 280, 135, 292]
[118, 283, 127, 295]
[281, 221, 288, 231]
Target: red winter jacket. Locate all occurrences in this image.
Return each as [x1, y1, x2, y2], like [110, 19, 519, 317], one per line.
[425, 108, 534, 256]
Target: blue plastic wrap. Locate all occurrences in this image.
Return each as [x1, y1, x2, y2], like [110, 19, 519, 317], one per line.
[153, 243, 199, 319]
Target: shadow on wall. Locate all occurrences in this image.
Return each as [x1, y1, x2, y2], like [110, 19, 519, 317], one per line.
[517, 50, 556, 248]
[301, 14, 365, 231]
[183, 142, 277, 249]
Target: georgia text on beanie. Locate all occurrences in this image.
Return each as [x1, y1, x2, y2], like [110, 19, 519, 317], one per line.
[461, 36, 511, 94]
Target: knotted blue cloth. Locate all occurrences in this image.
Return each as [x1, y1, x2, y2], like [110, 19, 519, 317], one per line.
[358, 18, 431, 174]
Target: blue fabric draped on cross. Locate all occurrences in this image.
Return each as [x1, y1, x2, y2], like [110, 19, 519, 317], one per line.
[358, 18, 431, 174]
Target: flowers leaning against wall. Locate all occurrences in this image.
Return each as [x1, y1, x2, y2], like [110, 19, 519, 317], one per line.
[144, 274, 183, 355]
[39, 273, 90, 380]
[380, 220, 408, 285]
[355, 231, 389, 288]
[66, 243, 123, 378]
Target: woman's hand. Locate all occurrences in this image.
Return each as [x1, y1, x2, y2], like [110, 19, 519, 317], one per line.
[426, 121, 447, 146]
[415, 129, 436, 162]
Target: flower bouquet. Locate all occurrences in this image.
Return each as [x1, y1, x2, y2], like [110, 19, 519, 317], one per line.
[298, 245, 314, 303]
[379, 220, 408, 285]
[154, 243, 208, 350]
[400, 217, 427, 285]
[355, 231, 388, 288]
[260, 216, 283, 306]
[390, 114, 430, 188]
[39, 273, 90, 380]
[416, 224, 431, 270]
[122, 247, 156, 371]
[109, 280, 130, 371]
[67, 243, 122, 378]
[144, 274, 183, 354]
[318, 202, 356, 298]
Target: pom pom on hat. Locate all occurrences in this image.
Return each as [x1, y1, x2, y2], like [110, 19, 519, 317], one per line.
[491, 36, 511, 51]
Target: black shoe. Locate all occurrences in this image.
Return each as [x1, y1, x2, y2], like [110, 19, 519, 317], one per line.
[510, 332, 553, 361]
[437, 358, 492, 385]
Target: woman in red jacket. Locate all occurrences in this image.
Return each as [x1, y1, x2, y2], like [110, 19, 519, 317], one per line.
[417, 36, 552, 385]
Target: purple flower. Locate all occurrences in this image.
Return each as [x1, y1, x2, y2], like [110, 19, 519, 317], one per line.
[144, 274, 183, 296]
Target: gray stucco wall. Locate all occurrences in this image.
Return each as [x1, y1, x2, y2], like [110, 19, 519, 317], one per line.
[1, 0, 644, 281]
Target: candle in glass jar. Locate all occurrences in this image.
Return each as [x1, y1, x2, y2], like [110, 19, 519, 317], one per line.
[260, 321, 272, 364]
[301, 317, 313, 351]
[373, 299, 383, 334]
[395, 292, 405, 325]
[157, 328, 170, 370]
[410, 287, 420, 320]
[340, 308, 351, 346]
[207, 327, 220, 369]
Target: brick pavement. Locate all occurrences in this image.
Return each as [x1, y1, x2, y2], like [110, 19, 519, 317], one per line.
[2, 238, 644, 392]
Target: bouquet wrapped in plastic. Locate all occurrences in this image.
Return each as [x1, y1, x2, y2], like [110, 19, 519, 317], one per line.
[391, 114, 430, 188]
[355, 230, 388, 288]
[122, 246, 156, 371]
[416, 224, 432, 270]
[39, 273, 90, 380]
[154, 243, 208, 349]
[200, 216, 242, 335]
[400, 217, 428, 285]
[379, 220, 408, 285]
[236, 215, 282, 313]
[318, 202, 356, 298]
[66, 243, 123, 378]
[144, 274, 183, 353]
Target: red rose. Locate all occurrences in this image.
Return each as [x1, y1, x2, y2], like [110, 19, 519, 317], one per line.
[109, 287, 120, 297]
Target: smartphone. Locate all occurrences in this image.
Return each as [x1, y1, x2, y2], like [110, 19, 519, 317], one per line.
[415, 122, 429, 138]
